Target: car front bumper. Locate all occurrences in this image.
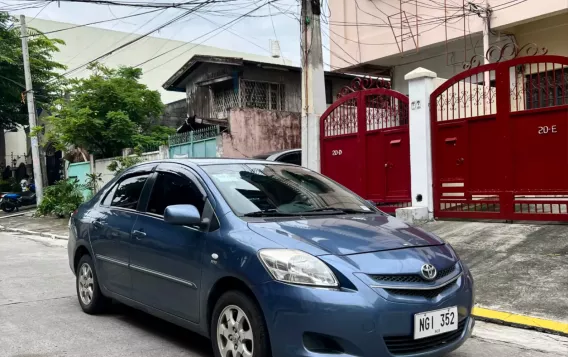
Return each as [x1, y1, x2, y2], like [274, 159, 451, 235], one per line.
[254, 268, 474, 357]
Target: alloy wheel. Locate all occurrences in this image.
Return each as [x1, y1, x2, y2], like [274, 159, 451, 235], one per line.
[217, 305, 254, 357]
[78, 263, 94, 306]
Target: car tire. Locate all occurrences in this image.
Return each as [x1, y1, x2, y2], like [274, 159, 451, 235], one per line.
[1, 202, 15, 213]
[211, 290, 271, 357]
[76, 254, 108, 314]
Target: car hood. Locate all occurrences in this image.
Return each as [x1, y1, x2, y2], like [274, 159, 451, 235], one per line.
[247, 213, 444, 256]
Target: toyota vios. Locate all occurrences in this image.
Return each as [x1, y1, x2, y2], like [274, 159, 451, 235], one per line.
[68, 159, 474, 357]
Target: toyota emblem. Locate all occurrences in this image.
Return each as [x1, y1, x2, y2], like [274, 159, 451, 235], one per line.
[421, 264, 437, 280]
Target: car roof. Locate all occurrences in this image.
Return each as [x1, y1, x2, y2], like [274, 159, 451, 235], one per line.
[253, 148, 301, 160]
[143, 158, 293, 167]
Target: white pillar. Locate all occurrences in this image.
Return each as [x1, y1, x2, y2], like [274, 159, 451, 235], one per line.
[159, 145, 169, 159]
[396, 67, 437, 223]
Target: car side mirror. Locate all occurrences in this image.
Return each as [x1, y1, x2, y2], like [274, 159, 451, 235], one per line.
[164, 204, 201, 226]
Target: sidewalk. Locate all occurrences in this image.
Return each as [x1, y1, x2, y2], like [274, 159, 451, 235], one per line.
[0, 211, 68, 238]
[420, 220, 568, 330]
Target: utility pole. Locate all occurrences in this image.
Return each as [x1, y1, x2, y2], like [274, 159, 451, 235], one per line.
[300, 0, 326, 171]
[20, 15, 44, 204]
[482, 1, 491, 85]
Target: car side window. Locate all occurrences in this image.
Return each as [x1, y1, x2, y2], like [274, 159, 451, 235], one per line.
[108, 174, 150, 210]
[146, 172, 205, 216]
[279, 152, 301, 165]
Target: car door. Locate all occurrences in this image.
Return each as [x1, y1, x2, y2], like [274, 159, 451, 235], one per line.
[129, 164, 214, 323]
[89, 170, 152, 298]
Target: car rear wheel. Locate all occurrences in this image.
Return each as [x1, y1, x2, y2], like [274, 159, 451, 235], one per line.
[76, 254, 108, 314]
[211, 291, 270, 357]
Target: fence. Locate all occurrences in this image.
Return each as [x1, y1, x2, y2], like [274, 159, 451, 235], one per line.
[168, 126, 219, 159]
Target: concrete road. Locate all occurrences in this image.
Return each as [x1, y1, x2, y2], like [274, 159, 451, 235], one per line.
[0, 231, 566, 357]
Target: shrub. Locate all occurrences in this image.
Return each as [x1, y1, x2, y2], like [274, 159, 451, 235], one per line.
[36, 179, 85, 218]
[0, 177, 22, 193]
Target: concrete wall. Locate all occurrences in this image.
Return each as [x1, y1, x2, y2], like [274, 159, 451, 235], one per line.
[329, 0, 568, 70]
[389, 13, 568, 93]
[160, 99, 187, 129]
[220, 108, 301, 158]
[4, 127, 28, 167]
[80, 150, 163, 188]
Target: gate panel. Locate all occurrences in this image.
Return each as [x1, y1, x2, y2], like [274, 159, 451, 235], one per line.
[507, 57, 568, 219]
[432, 65, 504, 218]
[320, 93, 362, 196]
[431, 54, 568, 221]
[364, 131, 386, 201]
[383, 128, 410, 200]
[321, 86, 411, 213]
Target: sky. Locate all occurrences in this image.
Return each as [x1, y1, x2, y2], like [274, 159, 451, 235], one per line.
[10, 0, 332, 69]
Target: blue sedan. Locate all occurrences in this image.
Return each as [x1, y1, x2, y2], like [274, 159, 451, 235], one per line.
[68, 159, 474, 357]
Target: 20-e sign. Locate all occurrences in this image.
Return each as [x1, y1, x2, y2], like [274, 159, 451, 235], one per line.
[538, 125, 557, 135]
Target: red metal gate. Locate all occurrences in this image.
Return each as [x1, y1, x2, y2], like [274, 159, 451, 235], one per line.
[431, 52, 568, 221]
[320, 82, 411, 213]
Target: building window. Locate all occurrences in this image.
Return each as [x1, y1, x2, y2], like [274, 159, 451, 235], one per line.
[241, 79, 285, 110]
[325, 79, 333, 104]
[525, 68, 568, 110]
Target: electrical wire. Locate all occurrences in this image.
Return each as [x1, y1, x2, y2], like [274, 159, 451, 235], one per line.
[136, 0, 276, 72]
[19, 8, 163, 38]
[27, 1, 50, 23]
[60, 2, 213, 78]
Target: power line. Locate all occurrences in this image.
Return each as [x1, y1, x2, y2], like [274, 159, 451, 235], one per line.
[61, 2, 212, 78]
[134, 0, 276, 71]
[19, 8, 163, 38]
[27, 1, 50, 23]
[8, 0, 242, 9]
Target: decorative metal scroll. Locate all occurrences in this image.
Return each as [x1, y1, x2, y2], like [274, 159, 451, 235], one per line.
[463, 43, 549, 70]
[337, 77, 391, 98]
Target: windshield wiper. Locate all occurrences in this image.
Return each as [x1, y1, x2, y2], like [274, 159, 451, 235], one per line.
[297, 207, 348, 214]
[243, 209, 291, 217]
[299, 207, 376, 215]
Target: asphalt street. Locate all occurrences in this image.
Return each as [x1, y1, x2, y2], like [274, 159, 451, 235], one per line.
[0, 231, 566, 357]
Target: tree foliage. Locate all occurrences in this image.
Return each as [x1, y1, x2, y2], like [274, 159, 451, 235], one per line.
[0, 12, 65, 129]
[43, 63, 171, 158]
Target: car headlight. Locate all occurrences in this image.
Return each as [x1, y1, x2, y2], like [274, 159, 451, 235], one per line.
[258, 249, 338, 287]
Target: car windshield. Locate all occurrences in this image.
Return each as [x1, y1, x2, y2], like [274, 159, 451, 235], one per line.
[202, 163, 376, 216]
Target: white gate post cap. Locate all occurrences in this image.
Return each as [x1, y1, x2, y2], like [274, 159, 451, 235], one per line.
[404, 67, 437, 81]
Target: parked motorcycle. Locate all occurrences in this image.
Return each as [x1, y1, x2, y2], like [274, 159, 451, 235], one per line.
[0, 183, 36, 213]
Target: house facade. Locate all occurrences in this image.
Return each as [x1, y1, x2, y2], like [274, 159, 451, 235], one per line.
[6, 18, 295, 182]
[163, 55, 354, 158]
[328, 0, 568, 92]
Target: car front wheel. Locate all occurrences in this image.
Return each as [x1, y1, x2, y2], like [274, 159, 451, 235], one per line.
[211, 291, 270, 357]
[76, 254, 108, 314]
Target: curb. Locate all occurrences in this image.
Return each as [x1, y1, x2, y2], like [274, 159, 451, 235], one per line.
[0, 225, 68, 240]
[472, 307, 568, 337]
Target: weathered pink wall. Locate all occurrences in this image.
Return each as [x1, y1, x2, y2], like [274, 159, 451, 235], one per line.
[220, 108, 301, 158]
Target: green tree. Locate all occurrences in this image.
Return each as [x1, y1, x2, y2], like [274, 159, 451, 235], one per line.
[0, 12, 65, 129]
[44, 63, 171, 158]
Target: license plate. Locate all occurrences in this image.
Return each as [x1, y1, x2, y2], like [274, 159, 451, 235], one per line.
[414, 306, 458, 340]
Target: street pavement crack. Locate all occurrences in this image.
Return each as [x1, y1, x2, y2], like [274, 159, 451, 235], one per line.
[0, 295, 74, 307]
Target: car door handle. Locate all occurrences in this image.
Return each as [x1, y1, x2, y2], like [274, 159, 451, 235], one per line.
[132, 230, 146, 240]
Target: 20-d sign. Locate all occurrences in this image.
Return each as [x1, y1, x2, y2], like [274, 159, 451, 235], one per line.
[538, 125, 557, 135]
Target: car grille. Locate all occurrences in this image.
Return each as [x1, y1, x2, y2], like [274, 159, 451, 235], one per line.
[383, 318, 467, 355]
[369, 263, 457, 284]
[384, 280, 456, 299]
